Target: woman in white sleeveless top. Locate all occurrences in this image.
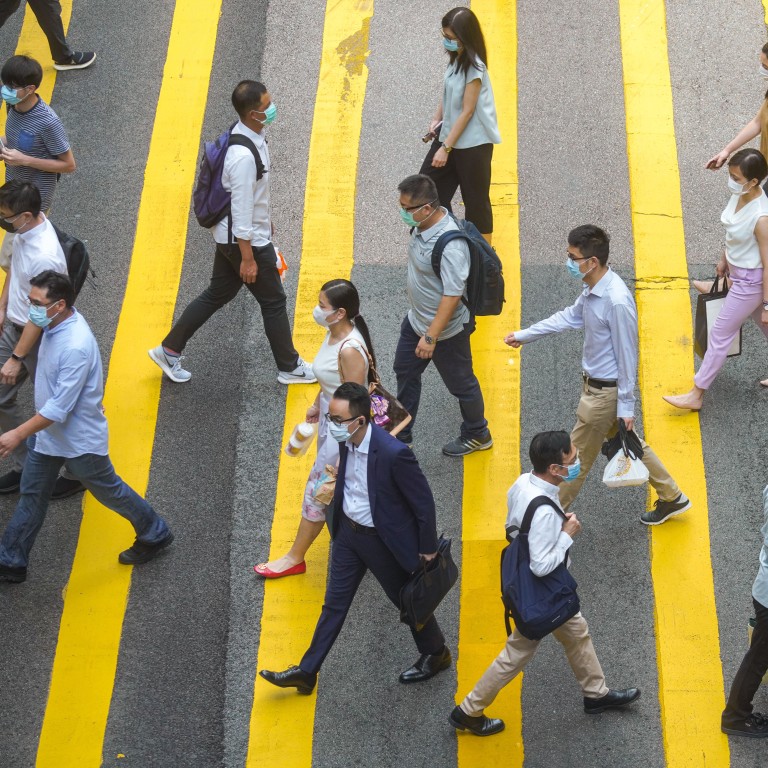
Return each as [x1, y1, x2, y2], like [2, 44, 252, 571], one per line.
[254, 279, 374, 578]
[664, 149, 768, 410]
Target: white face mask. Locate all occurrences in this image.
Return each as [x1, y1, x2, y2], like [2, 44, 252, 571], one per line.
[312, 304, 339, 328]
[759, 64, 768, 79]
[728, 176, 754, 196]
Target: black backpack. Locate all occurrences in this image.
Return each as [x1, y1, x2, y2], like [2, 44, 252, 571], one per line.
[501, 495, 580, 640]
[192, 124, 265, 229]
[50, 223, 95, 297]
[431, 215, 505, 316]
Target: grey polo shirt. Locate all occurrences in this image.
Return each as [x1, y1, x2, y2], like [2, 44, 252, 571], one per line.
[406, 210, 470, 340]
[752, 485, 768, 608]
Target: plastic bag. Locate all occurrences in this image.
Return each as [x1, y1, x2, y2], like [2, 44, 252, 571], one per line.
[602, 451, 649, 488]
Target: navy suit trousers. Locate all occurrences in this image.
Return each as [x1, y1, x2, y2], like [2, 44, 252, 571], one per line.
[300, 513, 445, 674]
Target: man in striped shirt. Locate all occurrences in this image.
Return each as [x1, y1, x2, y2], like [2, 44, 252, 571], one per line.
[0, 54, 75, 270]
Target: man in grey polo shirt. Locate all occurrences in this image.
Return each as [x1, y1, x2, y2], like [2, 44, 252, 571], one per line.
[393, 174, 490, 457]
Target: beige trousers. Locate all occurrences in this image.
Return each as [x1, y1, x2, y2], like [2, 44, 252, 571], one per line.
[557, 380, 679, 510]
[460, 612, 609, 716]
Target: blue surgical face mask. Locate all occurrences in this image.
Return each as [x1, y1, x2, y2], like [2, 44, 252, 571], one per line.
[254, 102, 277, 126]
[329, 419, 362, 443]
[443, 37, 460, 52]
[566, 257, 583, 279]
[556, 458, 581, 482]
[1, 84, 27, 106]
[28, 302, 60, 328]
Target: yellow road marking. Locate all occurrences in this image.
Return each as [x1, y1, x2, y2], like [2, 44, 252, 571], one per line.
[456, 1, 523, 764]
[35, 0, 223, 764]
[618, 1, 730, 765]
[244, 2, 373, 766]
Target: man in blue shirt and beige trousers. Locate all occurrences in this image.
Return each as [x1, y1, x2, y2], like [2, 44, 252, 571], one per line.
[0, 270, 173, 583]
[505, 225, 689, 526]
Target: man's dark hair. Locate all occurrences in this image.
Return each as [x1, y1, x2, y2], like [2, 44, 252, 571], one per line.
[29, 270, 74, 308]
[0, 180, 41, 217]
[333, 382, 371, 423]
[231, 80, 268, 119]
[762, 41, 768, 57]
[567, 224, 610, 265]
[1, 55, 43, 88]
[529, 431, 571, 474]
[398, 174, 439, 206]
[729, 148, 768, 184]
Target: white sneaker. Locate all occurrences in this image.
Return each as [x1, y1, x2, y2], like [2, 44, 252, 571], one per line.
[277, 358, 317, 385]
[148, 346, 192, 383]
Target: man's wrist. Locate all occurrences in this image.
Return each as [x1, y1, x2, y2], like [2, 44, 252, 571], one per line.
[10, 352, 24, 362]
[424, 333, 438, 345]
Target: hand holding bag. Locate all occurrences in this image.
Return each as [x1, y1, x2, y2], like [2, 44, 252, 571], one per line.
[694, 275, 741, 359]
[338, 340, 412, 437]
[399, 537, 459, 631]
[602, 420, 649, 488]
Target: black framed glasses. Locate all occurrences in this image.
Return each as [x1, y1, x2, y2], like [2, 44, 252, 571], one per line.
[567, 251, 592, 262]
[325, 413, 358, 426]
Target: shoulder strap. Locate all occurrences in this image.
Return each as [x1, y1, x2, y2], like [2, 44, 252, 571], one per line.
[227, 134, 265, 180]
[337, 337, 377, 384]
[520, 495, 565, 535]
[431, 217, 473, 310]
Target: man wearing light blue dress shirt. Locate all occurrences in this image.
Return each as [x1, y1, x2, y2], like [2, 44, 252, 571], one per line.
[505, 225, 689, 525]
[721, 485, 768, 738]
[0, 270, 173, 584]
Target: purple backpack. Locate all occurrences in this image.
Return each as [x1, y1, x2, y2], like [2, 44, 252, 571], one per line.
[192, 123, 265, 228]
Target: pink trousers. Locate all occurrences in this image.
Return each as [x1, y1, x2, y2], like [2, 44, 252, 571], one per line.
[694, 266, 768, 390]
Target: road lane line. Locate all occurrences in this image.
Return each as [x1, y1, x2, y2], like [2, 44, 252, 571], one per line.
[244, 2, 373, 766]
[455, 1, 523, 764]
[618, 1, 730, 765]
[34, 0, 223, 764]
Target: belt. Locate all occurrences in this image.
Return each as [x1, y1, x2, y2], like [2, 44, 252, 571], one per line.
[343, 513, 378, 535]
[582, 372, 617, 389]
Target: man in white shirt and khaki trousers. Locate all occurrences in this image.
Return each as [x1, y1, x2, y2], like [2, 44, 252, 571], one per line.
[449, 430, 639, 736]
[505, 225, 689, 526]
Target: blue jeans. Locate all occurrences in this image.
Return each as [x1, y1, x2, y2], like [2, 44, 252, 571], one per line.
[393, 315, 488, 441]
[0, 440, 169, 569]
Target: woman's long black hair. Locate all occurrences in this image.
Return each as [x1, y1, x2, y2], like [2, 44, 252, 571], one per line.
[442, 7, 488, 74]
[322, 279, 378, 382]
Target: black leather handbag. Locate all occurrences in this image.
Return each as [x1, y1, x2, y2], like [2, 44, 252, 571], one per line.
[399, 537, 459, 631]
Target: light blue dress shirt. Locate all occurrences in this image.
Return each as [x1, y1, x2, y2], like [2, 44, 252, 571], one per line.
[35, 309, 109, 458]
[514, 269, 639, 418]
[343, 424, 374, 527]
[752, 486, 768, 608]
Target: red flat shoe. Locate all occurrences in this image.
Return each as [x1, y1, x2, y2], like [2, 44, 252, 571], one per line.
[253, 561, 307, 579]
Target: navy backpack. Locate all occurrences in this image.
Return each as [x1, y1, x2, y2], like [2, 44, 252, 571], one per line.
[431, 214, 505, 316]
[500, 495, 580, 640]
[192, 123, 265, 229]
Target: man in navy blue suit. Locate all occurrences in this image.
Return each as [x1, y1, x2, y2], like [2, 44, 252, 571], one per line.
[260, 382, 451, 693]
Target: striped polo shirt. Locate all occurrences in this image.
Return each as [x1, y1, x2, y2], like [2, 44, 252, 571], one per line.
[5, 98, 70, 211]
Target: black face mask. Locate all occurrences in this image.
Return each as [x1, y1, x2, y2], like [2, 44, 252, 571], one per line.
[0, 219, 16, 233]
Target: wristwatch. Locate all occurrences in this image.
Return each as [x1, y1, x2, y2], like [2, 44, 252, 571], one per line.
[763, 301, 768, 311]
[10, 352, 24, 362]
[442, 143, 453, 154]
[424, 334, 438, 345]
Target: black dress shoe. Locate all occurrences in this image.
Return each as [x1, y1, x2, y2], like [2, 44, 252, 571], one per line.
[399, 646, 452, 684]
[449, 705, 505, 736]
[51, 476, 86, 500]
[722, 712, 768, 738]
[584, 687, 641, 714]
[118, 531, 174, 565]
[0, 563, 27, 583]
[260, 665, 317, 695]
[0, 469, 22, 494]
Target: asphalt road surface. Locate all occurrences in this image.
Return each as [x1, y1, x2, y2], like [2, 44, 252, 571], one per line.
[1, 1, 768, 767]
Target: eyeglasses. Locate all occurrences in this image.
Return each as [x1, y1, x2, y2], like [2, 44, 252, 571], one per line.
[25, 297, 59, 308]
[566, 251, 592, 262]
[325, 413, 358, 426]
[556, 451, 580, 468]
[401, 198, 438, 213]
[2, 211, 23, 224]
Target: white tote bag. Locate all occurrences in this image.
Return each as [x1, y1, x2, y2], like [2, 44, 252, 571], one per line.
[603, 451, 649, 488]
